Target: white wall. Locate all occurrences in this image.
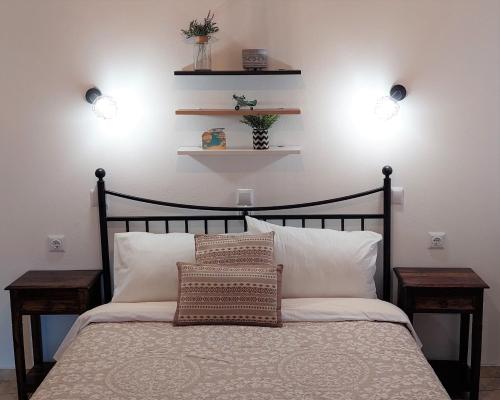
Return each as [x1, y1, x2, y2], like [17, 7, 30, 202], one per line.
[0, 0, 499, 367]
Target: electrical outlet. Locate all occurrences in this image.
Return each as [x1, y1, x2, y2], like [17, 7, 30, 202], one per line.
[429, 232, 445, 249]
[48, 235, 65, 252]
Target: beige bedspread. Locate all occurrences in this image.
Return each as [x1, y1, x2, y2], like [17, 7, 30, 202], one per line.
[32, 320, 449, 400]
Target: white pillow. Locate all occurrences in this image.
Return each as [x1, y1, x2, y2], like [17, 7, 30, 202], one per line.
[112, 232, 195, 303]
[245, 216, 382, 299]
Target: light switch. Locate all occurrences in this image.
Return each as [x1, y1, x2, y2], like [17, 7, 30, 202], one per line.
[90, 188, 97, 207]
[236, 189, 254, 207]
[392, 187, 404, 205]
[90, 187, 108, 208]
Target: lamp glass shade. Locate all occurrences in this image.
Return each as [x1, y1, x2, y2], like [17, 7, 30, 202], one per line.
[93, 95, 118, 119]
[374, 96, 399, 120]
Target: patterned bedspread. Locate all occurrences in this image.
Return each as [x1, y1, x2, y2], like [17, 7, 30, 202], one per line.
[32, 320, 449, 400]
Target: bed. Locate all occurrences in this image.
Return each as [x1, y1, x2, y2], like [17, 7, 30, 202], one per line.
[31, 166, 450, 400]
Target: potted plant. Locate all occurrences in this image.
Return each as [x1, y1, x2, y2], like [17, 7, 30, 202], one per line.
[241, 115, 280, 150]
[181, 11, 219, 70]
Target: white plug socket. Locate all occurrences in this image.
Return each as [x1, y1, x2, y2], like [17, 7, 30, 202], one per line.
[429, 232, 445, 249]
[48, 235, 65, 252]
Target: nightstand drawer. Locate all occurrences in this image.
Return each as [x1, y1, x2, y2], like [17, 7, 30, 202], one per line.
[414, 292, 475, 311]
[14, 289, 92, 314]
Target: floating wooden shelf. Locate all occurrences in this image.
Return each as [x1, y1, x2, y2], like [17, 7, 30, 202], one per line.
[176, 108, 301, 116]
[177, 146, 301, 156]
[174, 69, 301, 76]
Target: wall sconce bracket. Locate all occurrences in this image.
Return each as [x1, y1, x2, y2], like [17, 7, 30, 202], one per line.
[390, 84, 407, 101]
[85, 87, 102, 104]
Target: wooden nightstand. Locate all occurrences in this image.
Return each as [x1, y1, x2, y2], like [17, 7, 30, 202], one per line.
[394, 267, 489, 400]
[5, 270, 102, 400]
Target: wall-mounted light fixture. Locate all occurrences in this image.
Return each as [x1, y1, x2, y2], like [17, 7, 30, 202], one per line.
[374, 84, 407, 120]
[85, 87, 118, 119]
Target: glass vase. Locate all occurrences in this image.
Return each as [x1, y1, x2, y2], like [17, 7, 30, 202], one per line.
[193, 39, 212, 71]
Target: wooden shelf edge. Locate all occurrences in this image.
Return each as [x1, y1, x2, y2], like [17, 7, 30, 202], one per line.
[176, 108, 301, 116]
[177, 146, 301, 156]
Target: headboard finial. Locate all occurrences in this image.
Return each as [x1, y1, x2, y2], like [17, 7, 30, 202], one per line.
[95, 168, 106, 181]
[382, 165, 393, 178]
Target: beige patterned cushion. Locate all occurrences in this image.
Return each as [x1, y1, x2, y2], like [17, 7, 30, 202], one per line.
[174, 262, 283, 327]
[194, 232, 274, 266]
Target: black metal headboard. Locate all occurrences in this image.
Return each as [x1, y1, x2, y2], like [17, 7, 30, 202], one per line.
[95, 166, 393, 303]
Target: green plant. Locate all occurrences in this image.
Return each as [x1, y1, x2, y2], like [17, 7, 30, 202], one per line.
[181, 10, 219, 39]
[240, 115, 280, 130]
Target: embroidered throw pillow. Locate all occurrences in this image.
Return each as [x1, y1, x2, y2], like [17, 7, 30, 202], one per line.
[194, 232, 274, 266]
[174, 262, 283, 327]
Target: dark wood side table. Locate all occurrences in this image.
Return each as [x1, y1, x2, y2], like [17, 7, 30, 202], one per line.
[5, 270, 102, 400]
[394, 267, 489, 400]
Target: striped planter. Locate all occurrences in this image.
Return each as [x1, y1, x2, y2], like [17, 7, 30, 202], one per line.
[252, 129, 270, 150]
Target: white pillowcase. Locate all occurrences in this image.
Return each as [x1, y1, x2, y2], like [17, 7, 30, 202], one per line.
[246, 216, 382, 299]
[112, 232, 195, 303]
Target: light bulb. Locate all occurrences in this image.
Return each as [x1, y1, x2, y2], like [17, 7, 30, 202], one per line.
[93, 95, 118, 119]
[374, 96, 399, 120]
